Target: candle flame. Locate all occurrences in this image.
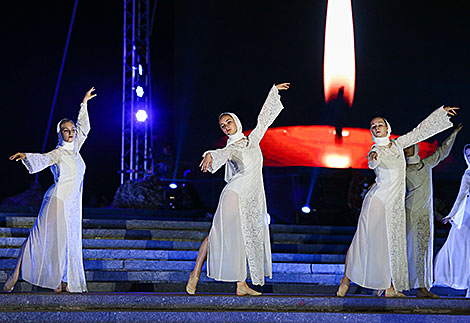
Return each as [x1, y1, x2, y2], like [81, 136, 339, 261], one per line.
[323, 0, 356, 107]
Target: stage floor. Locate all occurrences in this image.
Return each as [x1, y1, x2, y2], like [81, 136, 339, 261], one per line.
[0, 292, 469, 323]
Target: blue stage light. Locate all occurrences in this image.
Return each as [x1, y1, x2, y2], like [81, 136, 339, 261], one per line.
[136, 86, 144, 97]
[138, 64, 143, 75]
[169, 183, 178, 189]
[135, 109, 148, 122]
[301, 205, 311, 214]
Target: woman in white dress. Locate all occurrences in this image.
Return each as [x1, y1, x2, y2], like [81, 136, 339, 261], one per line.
[186, 83, 290, 296]
[404, 124, 461, 298]
[336, 106, 458, 297]
[3, 87, 96, 293]
[434, 144, 470, 298]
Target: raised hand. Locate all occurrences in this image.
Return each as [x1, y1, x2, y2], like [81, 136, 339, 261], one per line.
[275, 83, 290, 91]
[444, 106, 459, 116]
[82, 87, 97, 104]
[9, 153, 26, 161]
[199, 153, 213, 173]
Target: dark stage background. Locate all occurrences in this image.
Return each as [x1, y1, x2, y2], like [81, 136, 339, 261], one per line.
[1, 1, 469, 221]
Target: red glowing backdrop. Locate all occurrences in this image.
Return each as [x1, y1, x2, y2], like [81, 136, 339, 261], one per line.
[249, 126, 438, 169]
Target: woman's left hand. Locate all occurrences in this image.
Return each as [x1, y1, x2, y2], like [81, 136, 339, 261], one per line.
[444, 106, 459, 116]
[82, 87, 97, 104]
[275, 83, 290, 91]
[442, 215, 452, 224]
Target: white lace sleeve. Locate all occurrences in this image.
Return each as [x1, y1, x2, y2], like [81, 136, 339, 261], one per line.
[21, 149, 61, 174]
[202, 147, 231, 174]
[75, 103, 90, 150]
[248, 85, 284, 146]
[367, 148, 380, 169]
[424, 129, 458, 168]
[395, 106, 453, 149]
[446, 170, 470, 229]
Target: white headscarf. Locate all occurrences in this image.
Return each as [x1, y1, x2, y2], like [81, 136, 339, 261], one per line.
[220, 112, 246, 147]
[464, 144, 470, 169]
[406, 143, 421, 164]
[372, 118, 392, 146]
[56, 118, 75, 150]
[219, 112, 246, 182]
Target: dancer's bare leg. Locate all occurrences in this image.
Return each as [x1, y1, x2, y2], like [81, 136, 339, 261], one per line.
[236, 281, 262, 296]
[336, 248, 351, 296]
[186, 236, 208, 294]
[3, 240, 27, 292]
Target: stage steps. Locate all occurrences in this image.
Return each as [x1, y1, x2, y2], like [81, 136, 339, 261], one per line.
[0, 293, 469, 323]
[0, 208, 462, 297]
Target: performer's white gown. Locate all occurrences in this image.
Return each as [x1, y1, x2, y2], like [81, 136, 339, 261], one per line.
[204, 85, 283, 286]
[20, 103, 89, 292]
[346, 107, 452, 292]
[405, 131, 457, 290]
[434, 147, 470, 297]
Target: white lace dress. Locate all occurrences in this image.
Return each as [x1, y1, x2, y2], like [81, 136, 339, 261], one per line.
[20, 103, 89, 293]
[405, 131, 457, 290]
[346, 107, 452, 292]
[434, 165, 470, 295]
[204, 85, 284, 285]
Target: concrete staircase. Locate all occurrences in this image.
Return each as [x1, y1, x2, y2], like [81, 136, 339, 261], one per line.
[0, 207, 462, 297]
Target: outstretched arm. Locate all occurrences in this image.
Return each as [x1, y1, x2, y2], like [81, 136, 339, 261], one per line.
[425, 123, 462, 167]
[395, 106, 457, 149]
[200, 147, 231, 174]
[10, 150, 61, 174]
[367, 149, 380, 169]
[248, 83, 289, 146]
[443, 170, 470, 229]
[75, 87, 97, 150]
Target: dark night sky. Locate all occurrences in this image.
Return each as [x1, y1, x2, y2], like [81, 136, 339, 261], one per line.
[1, 1, 469, 204]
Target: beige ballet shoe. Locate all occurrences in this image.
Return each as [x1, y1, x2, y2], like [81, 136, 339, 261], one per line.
[186, 272, 199, 295]
[416, 288, 439, 298]
[336, 278, 350, 297]
[236, 284, 262, 296]
[3, 274, 18, 293]
[385, 289, 407, 298]
[54, 282, 68, 293]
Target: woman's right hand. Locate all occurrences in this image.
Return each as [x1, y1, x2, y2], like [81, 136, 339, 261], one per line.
[444, 106, 459, 116]
[9, 153, 26, 161]
[367, 151, 378, 161]
[199, 153, 213, 172]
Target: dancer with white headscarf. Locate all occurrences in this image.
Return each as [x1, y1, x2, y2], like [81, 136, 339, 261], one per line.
[4, 87, 96, 293]
[186, 83, 290, 295]
[404, 124, 462, 298]
[434, 144, 470, 298]
[336, 106, 458, 297]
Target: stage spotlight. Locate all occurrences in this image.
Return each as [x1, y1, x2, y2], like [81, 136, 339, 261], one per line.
[136, 86, 144, 97]
[169, 183, 178, 189]
[136, 109, 148, 122]
[301, 205, 311, 214]
[138, 64, 143, 75]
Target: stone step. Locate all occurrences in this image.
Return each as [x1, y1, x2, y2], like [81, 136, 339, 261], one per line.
[0, 215, 452, 237]
[0, 258, 345, 275]
[0, 237, 350, 253]
[0, 293, 469, 323]
[0, 227, 360, 245]
[3, 280, 465, 297]
[0, 248, 347, 263]
[0, 206, 209, 221]
[0, 269, 341, 285]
